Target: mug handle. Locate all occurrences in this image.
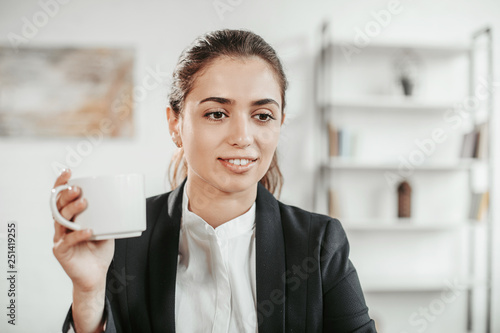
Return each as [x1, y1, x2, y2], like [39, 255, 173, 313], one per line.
[50, 184, 82, 231]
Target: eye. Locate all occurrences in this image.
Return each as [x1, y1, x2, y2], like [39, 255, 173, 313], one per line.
[204, 111, 227, 121]
[253, 113, 275, 122]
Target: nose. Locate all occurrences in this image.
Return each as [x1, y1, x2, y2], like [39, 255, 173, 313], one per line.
[228, 114, 253, 147]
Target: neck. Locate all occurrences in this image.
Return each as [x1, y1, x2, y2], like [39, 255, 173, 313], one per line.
[184, 176, 257, 229]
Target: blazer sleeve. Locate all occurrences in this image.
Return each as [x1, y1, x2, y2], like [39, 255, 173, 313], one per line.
[320, 218, 377, 332]
[61, 295, 117, 333]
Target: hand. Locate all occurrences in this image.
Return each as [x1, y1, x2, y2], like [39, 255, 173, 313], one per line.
[52, 169, 114, 292]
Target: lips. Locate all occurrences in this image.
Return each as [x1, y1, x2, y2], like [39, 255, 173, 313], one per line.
[219, 158, 257, 166]
[218, 157, 258, 173]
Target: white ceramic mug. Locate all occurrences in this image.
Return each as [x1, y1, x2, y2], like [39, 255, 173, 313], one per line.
[50, 174, 146, 240]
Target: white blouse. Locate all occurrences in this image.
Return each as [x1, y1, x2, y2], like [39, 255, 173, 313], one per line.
[175, 188, 258, 333]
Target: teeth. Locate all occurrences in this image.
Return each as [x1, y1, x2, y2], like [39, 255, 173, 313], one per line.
[226, 159, 252, 166]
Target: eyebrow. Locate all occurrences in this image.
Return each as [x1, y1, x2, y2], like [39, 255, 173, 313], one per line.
[199, 97, 280, 108]
[199, 97, 233, 105]
[252, 98, 280, 108]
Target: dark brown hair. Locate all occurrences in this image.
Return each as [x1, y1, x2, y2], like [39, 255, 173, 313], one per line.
[168, 29, 288, 197]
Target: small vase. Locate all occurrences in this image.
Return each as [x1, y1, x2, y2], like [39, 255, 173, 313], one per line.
[397, 180, 412, 218]
[400, 76, 414, 96]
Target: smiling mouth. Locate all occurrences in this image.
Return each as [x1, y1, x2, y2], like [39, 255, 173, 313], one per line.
[218, 158, 258, 166]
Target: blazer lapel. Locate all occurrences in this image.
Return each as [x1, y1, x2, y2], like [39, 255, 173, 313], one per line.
[148, 179, 185, 332]
[144, 180, 286, 332]
[255, 182, 286, 332]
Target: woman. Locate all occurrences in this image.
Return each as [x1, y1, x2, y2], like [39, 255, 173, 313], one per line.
[53, 29, 376, 332]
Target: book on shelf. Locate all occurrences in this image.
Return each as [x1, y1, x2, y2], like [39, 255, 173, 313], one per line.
[328, 123, 357, 157]
[328, 123, 338, 157]
[460, 123, 488, 159]
[469, 192, 489, 221]
[476, 123, 489, 159]
[328, 189, 341, 218]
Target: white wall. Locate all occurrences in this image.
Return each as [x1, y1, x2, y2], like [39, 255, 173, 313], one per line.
[0, 0, 499, 332]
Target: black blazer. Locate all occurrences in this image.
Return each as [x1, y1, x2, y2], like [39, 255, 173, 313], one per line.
[63, 179, 376, 332]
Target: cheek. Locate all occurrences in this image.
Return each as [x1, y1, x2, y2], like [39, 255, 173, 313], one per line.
[255, 126, 280, 168]
[256, 124, 281, 150]
[182, 121, 221, 159]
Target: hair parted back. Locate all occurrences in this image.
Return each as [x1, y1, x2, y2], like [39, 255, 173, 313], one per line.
[168, 29, 288, 197]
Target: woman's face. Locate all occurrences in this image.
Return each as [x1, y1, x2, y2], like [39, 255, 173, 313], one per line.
[169, 56, 284, 196]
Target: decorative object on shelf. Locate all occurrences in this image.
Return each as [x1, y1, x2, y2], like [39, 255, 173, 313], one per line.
[397, 180, 412, 218]
[393, 49, 421, 97]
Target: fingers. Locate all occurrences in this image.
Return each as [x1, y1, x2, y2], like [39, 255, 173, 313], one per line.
[60, 197, 87, 222]
[53, 196, 87, 243]
[53, 169, 72, 242]
[56, 185, 81, 211]
[53, 229, 93, 256]
[52, 169, 90, 244]
[54, 222, 66, 243]
[54, 169, 71, 188]
[54, 169, 80, 211]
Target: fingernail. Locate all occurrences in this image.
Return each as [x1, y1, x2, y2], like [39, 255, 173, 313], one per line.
[69, 186, 79, 193]
[60, 168, 71, 176]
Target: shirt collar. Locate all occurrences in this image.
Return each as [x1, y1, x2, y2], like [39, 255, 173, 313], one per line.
[181, 183, 256, 240]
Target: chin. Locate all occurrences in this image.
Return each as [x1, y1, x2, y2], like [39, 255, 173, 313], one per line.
[214, 176, 259, 194]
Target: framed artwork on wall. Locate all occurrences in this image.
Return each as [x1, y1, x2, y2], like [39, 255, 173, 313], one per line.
[0, 46, 134, 138]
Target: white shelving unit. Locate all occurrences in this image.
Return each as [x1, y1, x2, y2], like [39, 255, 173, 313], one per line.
[360, 276, 479, 293]
[341, 218, 472, 231]
[314, 22, 493, 333]
[328, 96, 459, 111]
[327, 157, 477, 171]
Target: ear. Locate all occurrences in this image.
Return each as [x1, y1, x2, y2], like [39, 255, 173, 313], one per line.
[166, 106, 180, 136]
[281, 112, 286, 126]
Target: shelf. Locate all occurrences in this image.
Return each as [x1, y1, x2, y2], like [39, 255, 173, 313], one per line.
[325, 95, 457, 111]
[361, 276, 481, 293]
[316, 22, 494, 330]
[325, 157, 476, 171]
[326, 40, 471, 55]
[341, 218, 471, 231]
